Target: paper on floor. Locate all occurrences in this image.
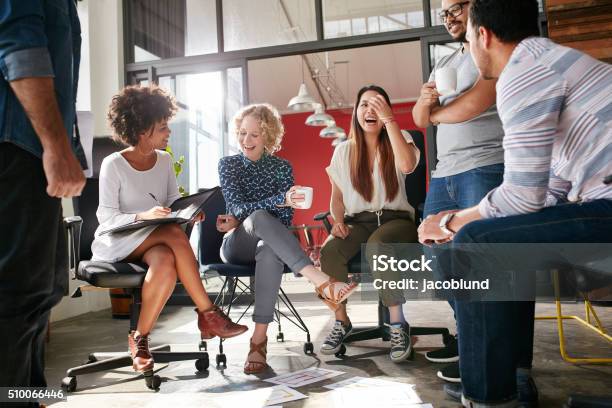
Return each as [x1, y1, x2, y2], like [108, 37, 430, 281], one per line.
[264, 367, 345, 387]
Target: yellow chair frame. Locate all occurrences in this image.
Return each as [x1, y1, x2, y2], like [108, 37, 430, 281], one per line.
[536, 270, 612, 364]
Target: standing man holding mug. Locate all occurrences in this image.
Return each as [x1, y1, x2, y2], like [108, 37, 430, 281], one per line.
[412, 0, 509, 386]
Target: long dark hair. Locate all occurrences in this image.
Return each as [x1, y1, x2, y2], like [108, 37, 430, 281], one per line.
[348, 85, 399, 203]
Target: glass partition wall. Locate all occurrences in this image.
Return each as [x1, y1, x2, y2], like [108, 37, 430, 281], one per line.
[125, 0, 547, 185]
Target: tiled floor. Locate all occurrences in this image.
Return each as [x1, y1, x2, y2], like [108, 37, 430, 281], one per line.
[44, 281, 611, 407]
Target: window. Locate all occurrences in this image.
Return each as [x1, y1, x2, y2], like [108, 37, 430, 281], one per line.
[158, 67, 245, 194]
[127, 0, 217, 63]
[324, 0, 424, 39]
[223, 0, 316, 51]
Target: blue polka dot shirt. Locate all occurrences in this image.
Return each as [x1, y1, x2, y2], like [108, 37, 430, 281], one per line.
[218, 152, 294, 227]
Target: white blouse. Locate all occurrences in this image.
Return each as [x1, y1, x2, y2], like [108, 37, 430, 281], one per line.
[326, 130, 416, 219]
[90, 150, 181, 262]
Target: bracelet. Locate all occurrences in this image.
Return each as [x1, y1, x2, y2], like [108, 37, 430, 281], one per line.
[381, 117, 396, 125]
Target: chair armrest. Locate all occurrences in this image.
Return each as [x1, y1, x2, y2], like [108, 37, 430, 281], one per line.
[314, 211, 333, 233]
[64, 216, 83, 278]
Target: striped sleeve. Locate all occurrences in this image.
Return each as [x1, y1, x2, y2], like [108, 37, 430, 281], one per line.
[479, 65, 568, 218]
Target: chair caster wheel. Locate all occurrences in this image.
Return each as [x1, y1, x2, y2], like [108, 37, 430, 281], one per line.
[144, 371, 161, 391]
[195, 356, 209, 372]
[216, 353, 227, 367]
[277, 332, 284, 342]
[335, 344, 347, 358]
[61, 376, 77, 393]
[303, 342, 314, 355]
[199, 340, 207, 351]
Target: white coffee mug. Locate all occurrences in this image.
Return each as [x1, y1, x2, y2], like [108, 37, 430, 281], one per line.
[293, 186, 313, 209]
[436, 67, 458, 96]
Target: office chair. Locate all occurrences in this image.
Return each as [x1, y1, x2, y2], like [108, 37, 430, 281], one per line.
[198, 188, 314, 367]
[314, 130, 452, 357]
[61, 177, 209, 393]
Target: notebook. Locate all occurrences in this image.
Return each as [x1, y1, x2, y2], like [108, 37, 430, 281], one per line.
[99, 186, 221, 235]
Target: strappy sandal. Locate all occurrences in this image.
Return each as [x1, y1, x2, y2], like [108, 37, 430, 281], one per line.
[315, 278, 358, 310]
[244, 337, 269, 375]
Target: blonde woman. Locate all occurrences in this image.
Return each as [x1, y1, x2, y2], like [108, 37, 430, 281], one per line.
[217, 103, 357, 374]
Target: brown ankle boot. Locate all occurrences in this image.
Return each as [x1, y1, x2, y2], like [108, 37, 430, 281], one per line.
[196, 306, 248, 339]
[128, 331, 154, 372]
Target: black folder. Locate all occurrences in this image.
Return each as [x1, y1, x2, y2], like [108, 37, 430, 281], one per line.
[99, 186, 221, 235]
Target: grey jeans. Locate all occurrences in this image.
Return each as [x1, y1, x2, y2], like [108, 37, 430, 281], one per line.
[220, 209, 312, 323]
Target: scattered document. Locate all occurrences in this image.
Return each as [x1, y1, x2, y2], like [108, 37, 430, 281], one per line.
[326, 376, 424, 407]
[265, 367, 345, 387]
[217, 385, 307, 407]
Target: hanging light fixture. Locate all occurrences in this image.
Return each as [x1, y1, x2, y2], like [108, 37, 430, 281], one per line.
[305, 104, 334, 126]
[288, 57, 318, 112]
[332, 136, 347, 147]
[320, 122, 346, 139]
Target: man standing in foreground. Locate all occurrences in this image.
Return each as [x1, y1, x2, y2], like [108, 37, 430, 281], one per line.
[0, 1, 85, 406]
[419, 0, 612, 406]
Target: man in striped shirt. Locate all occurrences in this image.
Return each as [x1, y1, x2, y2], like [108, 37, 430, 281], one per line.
[418, 0, 611, 406]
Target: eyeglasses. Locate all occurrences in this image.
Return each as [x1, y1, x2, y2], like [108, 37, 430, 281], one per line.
[438, 1, 470, 22]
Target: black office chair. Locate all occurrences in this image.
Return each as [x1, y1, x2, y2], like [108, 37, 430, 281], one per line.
[61, 176, 209, 393]
[314, 130, 452, 357]
[198, 188, 314, 367]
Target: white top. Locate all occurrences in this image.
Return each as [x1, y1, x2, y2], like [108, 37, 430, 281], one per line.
[91, 150, 181, 262]
[326, 130, 416, 218]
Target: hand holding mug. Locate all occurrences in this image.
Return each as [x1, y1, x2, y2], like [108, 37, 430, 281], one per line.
[285, 185, 313, 209]
[419, 81, 440, 107]
[285, 185, 305, 208]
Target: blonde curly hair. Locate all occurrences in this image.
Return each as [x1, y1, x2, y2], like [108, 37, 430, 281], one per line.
[231, 104, 285, 154]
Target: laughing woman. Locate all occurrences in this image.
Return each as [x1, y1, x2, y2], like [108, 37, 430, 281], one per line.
[319, 85, 420, 363]
[91, 85, 247, 374]
[217, 103, 358, 374]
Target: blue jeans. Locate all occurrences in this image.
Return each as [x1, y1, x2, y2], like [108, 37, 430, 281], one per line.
[423, 164, 504, 330]
[454, 199, 612, 404]
[423, 164, 505, 218]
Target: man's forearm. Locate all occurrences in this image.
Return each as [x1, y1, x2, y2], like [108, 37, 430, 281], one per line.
[430, 78, 497, 124]
[412, 98, 433, 128]
[10, 77, 71, 152]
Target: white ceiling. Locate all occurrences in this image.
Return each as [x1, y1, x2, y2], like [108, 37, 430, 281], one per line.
[248, 41, 424, 113]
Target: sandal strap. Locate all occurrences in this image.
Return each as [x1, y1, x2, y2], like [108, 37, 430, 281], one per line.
[316, 278, 340, 303]
[248, 337, 268, 360]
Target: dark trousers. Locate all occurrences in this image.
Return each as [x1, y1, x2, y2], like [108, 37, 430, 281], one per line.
[453, 199, 612, 403]
[0, 143, 68, 407]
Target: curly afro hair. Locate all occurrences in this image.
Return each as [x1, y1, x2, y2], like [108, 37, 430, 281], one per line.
[107, 85, 178, 146]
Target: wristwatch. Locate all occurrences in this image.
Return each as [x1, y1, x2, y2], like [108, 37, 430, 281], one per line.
[439, 212, 456, 236]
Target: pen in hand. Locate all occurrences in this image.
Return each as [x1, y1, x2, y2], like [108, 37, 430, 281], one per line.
[143, 193, 171, 219]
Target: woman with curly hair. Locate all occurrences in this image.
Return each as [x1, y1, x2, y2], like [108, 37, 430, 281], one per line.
[91, 85, 247, 374]
[217, 103, 357, 374]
